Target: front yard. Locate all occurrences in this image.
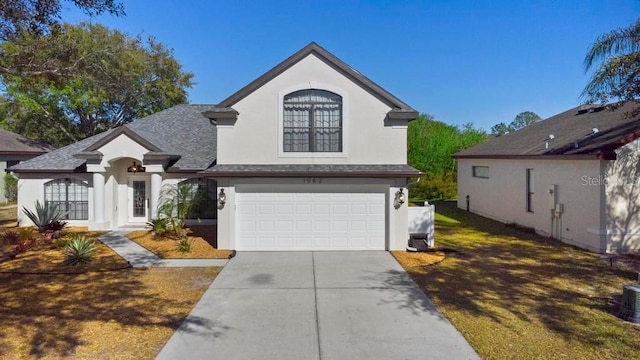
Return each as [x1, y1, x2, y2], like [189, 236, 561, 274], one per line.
[394, 201, 640, 359]
[0, 207, 221, 359]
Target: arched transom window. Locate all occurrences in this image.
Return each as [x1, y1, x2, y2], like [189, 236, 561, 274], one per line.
[283, 89, 342, 152]
[44, 178, 89, 220]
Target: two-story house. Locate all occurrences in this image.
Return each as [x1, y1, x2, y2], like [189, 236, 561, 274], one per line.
[11, 42, 421, 251]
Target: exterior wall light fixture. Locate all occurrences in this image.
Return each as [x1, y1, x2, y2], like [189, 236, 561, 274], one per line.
[218, 188, 226, 206]
[394, 188, 406, 209]
[127, 161, 146, 173]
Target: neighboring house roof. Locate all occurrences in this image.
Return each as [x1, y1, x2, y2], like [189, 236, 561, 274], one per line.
[454, 101, 640, 160]
[10, 104, 217, 173]
[0, 129, 53, 156]
[202, 164, 422, 178]
[213, 42, 419, 121]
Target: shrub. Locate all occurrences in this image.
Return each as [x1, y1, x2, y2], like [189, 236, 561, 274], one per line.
[63, 235, 97, 265]
[15, 239, 34, 253]
[147, 218, 170, 237]
[44, 220, 68, 232]
[176, 238, 192, 254]
[22, 200, 68, 233]
[1, 231, 20, 245]
[3, 173, 17, 202]
[409, 172, 457, 202]
[18, 227, 34, 241]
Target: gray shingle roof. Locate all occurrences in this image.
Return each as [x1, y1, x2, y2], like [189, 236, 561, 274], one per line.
[454, 101, 640, 159]
[11, 104, 217, 172]
[203, 164, 422, 177]
[0, 129, 54, 154]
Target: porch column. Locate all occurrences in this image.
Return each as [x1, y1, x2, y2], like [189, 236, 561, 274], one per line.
[93, 172, 105, 224]
[150, 172, 162, 219]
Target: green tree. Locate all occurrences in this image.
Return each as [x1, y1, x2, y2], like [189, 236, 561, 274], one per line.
[0, 0, 124, 77]
[583, 19, 640, 103]
[407, 114, 488, 200]
[1, 22, 193, 146]
[490, 111, 541, 137]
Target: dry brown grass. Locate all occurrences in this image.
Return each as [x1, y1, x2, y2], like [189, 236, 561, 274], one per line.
[0, 266, 220, 359]
[391, 250, 445, 267]
[0, 211, 223, 358]
[394, 201, 640, 360]
[127, 225, 231, 259]
[0, 205, 17, 228]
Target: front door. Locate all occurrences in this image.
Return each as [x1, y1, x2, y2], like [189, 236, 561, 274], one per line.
[128, 178, 149, 223]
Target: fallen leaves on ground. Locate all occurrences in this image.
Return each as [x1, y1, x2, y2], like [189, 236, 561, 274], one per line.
[0, 266, 221, 359]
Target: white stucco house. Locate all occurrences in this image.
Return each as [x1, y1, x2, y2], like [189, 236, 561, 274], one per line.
[455, 101, 640, 253]
[11, 42, 421, 251]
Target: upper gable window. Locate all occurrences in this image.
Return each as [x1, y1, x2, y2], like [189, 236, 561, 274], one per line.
[283, 89, 342, 152]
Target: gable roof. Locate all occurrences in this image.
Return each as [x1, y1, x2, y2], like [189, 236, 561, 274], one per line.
[454, 101, 640, 160]
[10, 104, 217, 173]
[0, 129, 53, 155]
[216, 42, 418, 119]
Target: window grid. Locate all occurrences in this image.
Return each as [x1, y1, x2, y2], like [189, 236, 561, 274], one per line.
[283, 89, 342, 152]
[44, 178, 89, 220]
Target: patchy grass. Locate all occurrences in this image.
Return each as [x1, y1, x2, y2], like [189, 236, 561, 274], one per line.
[394, 201, 640, 360]
[127, 225, 232, 259]
[0, 205, 17, 228]
[0, 266, 221, 359]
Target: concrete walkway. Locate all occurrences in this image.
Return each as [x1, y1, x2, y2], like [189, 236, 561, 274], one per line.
[156, 251, 479, 360]
[98, 229, 228, 268]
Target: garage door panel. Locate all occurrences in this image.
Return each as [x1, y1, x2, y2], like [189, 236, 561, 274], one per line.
[236, 191, 385, 251]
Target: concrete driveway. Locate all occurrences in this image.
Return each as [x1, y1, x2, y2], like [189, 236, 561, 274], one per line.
[156, 252, 479, 360]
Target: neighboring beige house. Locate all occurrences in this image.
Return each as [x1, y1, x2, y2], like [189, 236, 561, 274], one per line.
[0, 129, 53, 203]
[11, 42, 421, 251]
[455, 101, 640, 253]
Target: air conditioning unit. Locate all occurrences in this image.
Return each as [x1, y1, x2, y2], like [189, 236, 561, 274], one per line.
[618, 285, 640, 323]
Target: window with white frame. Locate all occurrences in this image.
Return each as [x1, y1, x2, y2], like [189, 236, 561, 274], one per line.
[472, 166, 489, 179]
[283, 89, 342, 152]
[44, 178, 89, 220]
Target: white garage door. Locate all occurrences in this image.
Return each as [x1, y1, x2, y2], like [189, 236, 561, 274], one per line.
[236, 191, 385, 251]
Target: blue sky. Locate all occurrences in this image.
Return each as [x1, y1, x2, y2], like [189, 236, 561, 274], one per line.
[64, 0, 639, 131]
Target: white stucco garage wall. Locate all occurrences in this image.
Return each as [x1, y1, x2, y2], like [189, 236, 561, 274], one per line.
[216, 177, 409, 251]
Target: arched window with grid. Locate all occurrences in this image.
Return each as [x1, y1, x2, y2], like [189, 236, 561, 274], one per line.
[44, 178, 89, 220]
[283, 89, 342, 152]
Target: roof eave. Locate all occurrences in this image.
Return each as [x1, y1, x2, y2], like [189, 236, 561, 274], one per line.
[217, 42, 417, 112]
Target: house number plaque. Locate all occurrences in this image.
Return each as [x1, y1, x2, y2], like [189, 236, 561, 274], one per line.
[303, 178, 322, 184]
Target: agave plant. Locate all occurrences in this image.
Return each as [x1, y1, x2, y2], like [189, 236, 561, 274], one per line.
[63, 235, 97, 265]
[22, 200, 68, 233]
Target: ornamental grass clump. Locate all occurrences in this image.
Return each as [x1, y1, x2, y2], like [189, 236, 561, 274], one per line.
[22, 200, 68, 233]
[64, 235, 97, 265]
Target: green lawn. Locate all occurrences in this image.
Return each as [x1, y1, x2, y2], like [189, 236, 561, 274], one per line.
[396, 201, 640, 360]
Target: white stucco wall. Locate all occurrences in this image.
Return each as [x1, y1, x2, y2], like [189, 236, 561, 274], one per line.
[216, 177, 409, 251]
[217, 54, 408, 165]
[457, 158, 604, 252]
[603, 139, 640, 252]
